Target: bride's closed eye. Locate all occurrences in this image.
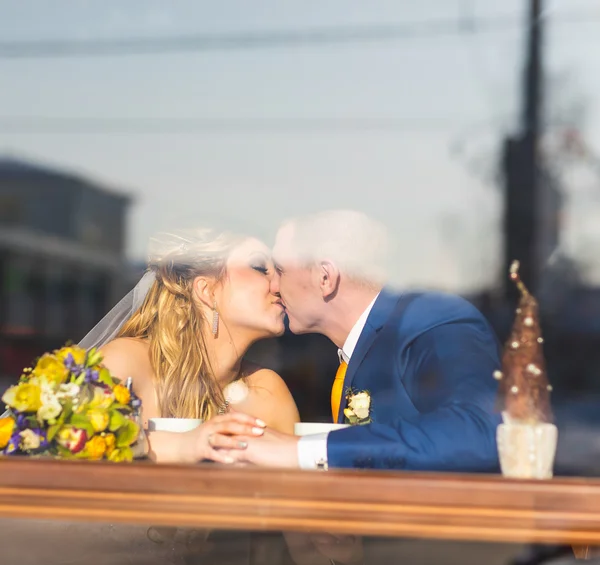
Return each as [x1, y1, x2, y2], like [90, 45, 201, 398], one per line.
[249, 251, 273, 275]
[251, 263, 269, 275]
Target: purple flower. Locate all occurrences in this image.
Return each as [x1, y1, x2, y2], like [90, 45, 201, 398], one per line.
[32, 429, 49, 450]
[84, 368, 99, 383]
[16, 413, 28, 430]
[4, 432, 21, 455]
[63, 353, 75, 370]
[130, 392, 142, 410]
[64, 353, 86, 377]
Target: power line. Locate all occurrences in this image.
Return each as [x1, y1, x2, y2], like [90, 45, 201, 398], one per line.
[1, 11, 597, 60]
[0, 15, 527, 60]
[0, 116, 508, 135]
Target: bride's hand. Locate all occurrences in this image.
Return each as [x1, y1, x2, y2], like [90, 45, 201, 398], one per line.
[182, 413, 266, 464]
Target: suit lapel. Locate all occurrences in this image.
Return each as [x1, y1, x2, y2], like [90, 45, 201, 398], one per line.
[336, 288, 400, 423]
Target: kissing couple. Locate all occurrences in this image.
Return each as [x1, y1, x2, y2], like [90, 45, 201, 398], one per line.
[80, 209, 502, 472]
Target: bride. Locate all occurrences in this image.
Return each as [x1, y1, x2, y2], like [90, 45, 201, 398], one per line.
[79, 227, 299, 464]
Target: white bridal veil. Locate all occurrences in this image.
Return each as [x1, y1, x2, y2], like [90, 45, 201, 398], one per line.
[78, 270, 157, 350]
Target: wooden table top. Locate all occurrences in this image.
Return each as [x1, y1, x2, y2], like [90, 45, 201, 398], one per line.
[0, 458, 599, 545]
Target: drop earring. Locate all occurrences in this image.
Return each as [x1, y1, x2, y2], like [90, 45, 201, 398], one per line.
[212, 300, 219, 337]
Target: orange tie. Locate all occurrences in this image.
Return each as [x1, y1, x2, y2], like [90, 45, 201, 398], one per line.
[331, 360, 348, 422]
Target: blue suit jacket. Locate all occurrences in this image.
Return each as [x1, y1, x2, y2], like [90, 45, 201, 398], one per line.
[327, 288, 502, 472]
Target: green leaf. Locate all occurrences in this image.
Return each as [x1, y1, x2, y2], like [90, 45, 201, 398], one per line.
[47, 423, 60, 442]
[86, 348, 103, 368]
[108, 410, 126, 432]
[60, 400, 73, 422]
[98, 368, 115, 387]
[344, 414, 359, 425]
[70, 414, 94, 437]
[56, 445, 75, 459]
[116, 419, 139, 447]
[26, 415, 39, 427]
[109, 446, 134, 462]
[47, 401, 70, 441]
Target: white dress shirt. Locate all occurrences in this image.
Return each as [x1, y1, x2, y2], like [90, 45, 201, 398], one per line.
[297, 294, 379, 469]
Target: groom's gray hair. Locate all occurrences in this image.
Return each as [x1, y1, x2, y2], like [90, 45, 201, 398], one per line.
[280, 209, 389, 286]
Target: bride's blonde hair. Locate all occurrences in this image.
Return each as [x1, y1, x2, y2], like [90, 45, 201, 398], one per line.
[117, 228, 246, 419]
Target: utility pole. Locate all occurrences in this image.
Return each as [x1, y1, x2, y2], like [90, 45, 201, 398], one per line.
[503, 0, 544, 299]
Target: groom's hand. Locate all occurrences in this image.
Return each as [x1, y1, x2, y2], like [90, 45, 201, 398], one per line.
[232, 428, 300, 468]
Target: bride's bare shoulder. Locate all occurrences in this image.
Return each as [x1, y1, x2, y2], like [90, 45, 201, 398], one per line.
[101, 337, 149, 358]
[99, 338, 152, 381]
[244, 363, 285, 389]
[241, 363, 300, 433]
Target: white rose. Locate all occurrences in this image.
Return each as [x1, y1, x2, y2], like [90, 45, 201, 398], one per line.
[56, 383, 80, 399]
[38, 398, 62, 421]
[349, 392, 370, 420]
[38, 384, 63, 421]
[20, 429, 41, 450]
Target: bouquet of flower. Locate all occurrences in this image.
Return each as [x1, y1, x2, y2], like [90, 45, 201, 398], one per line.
[0, 345, 142, 462]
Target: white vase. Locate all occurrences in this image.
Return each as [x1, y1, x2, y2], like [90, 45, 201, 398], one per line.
[497, 422, 558, 479]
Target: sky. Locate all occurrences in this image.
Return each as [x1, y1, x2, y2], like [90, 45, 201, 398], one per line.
[0, 0, 599, 291]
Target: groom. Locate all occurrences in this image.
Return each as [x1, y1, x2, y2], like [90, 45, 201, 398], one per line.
[234, 210, 502, 471]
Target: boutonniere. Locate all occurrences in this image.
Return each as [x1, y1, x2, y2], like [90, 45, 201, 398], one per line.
[343, 390, 372, 425]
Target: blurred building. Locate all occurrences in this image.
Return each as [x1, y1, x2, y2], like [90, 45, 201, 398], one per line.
[0, 156, 134, 379]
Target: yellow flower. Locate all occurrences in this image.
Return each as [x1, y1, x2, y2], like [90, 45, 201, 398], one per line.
[343, 408, 354, 420]
[88, 409, 109, 433]
[56, 346, 87, 366]
[84, 436, 107, 460]
[104, 433, 116, 456]
[89, 386, 114, 409]
[32, 354, 69, 385]
[2, 383, 42, 412]
[113, 384, 131, 405]
[0, 418, 15, 449]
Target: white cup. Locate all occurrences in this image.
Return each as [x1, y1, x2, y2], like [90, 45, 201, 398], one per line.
[294, 422, 349, 436]
[148, 418, 203, 433]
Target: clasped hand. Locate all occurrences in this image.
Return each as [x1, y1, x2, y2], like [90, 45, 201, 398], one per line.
[167, 411, 299, 468]
[176, 412, 267, 464]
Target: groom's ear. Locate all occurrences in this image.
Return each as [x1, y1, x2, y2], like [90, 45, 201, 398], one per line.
[192, 276, 215, 309]
[318, 260, 340, 299]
